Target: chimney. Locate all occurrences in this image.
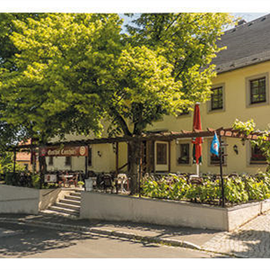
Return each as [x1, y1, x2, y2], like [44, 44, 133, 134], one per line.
[237, 19, 247, 26]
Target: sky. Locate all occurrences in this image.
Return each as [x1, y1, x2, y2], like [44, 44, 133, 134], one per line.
[233, 12, 268, 22]
[120, 13, 269, 33]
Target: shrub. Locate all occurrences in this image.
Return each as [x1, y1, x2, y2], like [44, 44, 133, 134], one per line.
[5, 171, 40, 189]
[224, 177, 249, 204]
[141, 173, 270, 205]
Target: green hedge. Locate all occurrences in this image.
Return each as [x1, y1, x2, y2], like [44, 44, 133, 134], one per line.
[141, 173, 270, 205]
[4, 172, 40, 189]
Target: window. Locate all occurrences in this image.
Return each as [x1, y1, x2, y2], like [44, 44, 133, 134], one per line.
[210, 86, 223, 110]
[178, 143, 190, 164]
[210, 140, 225, 165]
[250, 145, 266, 164]
[156, 143, 167, 165]
[88, 147, 92, 166]
[246, 74, 269, 107]
[65, 156, 71, 166]
[48, 156, 53, 166]
[177, 107, 190, 116]
[250, 77, 266, 104]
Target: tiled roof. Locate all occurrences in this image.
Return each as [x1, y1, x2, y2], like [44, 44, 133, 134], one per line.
[212, 14, 270, 73]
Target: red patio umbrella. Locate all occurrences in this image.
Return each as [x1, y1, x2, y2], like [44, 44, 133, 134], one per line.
[192, 103, 203, 175]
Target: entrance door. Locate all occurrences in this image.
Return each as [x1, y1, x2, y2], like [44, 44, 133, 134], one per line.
[155, 141, 169, 172]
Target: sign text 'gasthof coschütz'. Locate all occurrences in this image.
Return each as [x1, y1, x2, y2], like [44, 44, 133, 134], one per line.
[39, 146, 88, 157]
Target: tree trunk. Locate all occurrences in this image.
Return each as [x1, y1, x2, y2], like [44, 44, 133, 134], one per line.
[38, 151, 47, 189]
[266, 163, 270, 173]
[128, 139, 142, 194]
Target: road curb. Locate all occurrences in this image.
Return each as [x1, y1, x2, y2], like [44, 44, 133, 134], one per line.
[0, 217, 240, 257]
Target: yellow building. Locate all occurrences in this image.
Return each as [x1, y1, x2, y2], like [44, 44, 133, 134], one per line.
[47, 14, 270, 176]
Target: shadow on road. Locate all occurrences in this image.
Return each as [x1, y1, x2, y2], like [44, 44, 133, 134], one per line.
[0, 213, 223, 258]
[0, 222, 100, 258]
[225, 229, 270, 258]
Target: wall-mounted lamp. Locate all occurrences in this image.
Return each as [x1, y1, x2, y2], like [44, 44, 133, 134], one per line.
[233, 145, 238, 155]
[97, 151, 102, 157]
[175, 139, 180, 145]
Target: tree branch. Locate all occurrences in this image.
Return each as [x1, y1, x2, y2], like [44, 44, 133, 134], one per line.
[109, 106, 132, 136]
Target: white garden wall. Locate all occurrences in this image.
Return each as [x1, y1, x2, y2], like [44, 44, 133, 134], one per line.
[81, 192, 270, 231]
[0, 184, 63, 214]
[0, 184, 40, 214]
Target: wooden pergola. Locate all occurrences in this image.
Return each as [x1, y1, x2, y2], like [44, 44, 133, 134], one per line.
[10, 126, 268, 176]
[8, 127, 269, 206]
[11, 126, 270, 151]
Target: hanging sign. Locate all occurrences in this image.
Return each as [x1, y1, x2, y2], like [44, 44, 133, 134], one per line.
[39, 146, 88, 157]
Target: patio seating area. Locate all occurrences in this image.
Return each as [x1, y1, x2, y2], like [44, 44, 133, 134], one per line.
[87, 171, 130, 194]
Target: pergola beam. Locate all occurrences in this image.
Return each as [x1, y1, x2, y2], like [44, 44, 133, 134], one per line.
[8, 127, 270, 151]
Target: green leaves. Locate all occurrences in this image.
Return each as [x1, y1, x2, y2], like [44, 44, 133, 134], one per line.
[0, 13, 123, 143]
[233, 119, 256, 135]
[0, 13, 233, 148]
[141, 173, 270, 205]
[106, 13, 233, 136]
[233, 119, 270, 168]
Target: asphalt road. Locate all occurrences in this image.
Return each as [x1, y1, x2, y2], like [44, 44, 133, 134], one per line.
[0, 222, 221, 258]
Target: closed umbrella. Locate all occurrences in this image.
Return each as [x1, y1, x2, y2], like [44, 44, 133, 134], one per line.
[192, 103, 203, 176]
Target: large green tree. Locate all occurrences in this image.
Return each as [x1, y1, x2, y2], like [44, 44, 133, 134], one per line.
[0, 13, 233, 193]
[103, 13, 233, 192]
[0, 13, 123, 174]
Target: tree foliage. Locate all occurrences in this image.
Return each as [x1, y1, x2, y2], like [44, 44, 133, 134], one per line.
[0, 152, 24, 174]
[0, 13, 233, 141]
[104, 13, 233, 137]
[0, 13, 233, 192]
[0, 13, 123, 143]
[233, 119, 270, 171]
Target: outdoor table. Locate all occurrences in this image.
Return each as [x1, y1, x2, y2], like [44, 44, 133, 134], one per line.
[59, 174, 74, 187]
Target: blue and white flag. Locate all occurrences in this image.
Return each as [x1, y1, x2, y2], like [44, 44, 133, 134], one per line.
[210, 132, 220, 156]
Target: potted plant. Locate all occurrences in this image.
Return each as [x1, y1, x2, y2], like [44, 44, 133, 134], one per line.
[77, 181, 84, 188]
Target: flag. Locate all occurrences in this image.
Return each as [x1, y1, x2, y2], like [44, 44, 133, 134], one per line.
[210, 132, 220, 156]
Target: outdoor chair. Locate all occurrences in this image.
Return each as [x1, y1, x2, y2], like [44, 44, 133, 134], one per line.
[88, 170, 97, 177]
[188, 177, 204, 186]
[101, 174, 113, 192]
[58, 174, 67, 187]
[228, 173, 239, 178]
[117, 173, 129, 192]
[68, 173, 78, 187]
